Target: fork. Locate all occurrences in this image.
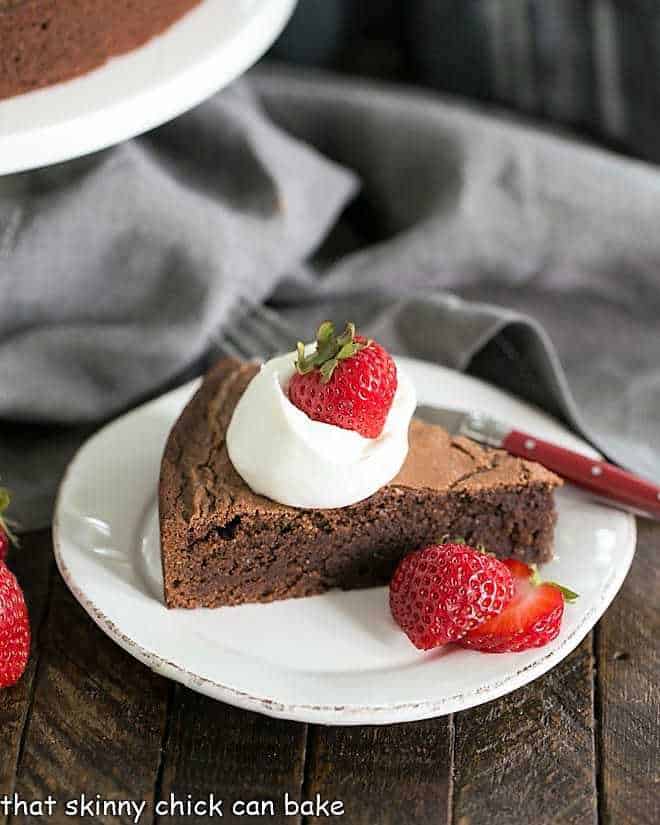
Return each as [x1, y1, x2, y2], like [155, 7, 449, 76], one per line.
[210, 299, 297, 363]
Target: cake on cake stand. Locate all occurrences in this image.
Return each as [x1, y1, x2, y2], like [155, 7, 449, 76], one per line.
[0, 0, 296, 175]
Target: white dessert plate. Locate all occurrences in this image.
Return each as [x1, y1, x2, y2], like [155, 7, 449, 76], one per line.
[0, 0, 296, 175]
[54, 357, 636, 725]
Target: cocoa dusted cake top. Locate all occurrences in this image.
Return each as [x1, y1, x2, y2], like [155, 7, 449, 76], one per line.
[160, 358, 560, 543]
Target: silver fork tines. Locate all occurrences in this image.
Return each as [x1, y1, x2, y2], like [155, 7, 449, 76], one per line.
[212, 298, 296, 362]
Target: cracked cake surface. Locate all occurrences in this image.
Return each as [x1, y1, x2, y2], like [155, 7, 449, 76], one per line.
[159, 358, 562, 608]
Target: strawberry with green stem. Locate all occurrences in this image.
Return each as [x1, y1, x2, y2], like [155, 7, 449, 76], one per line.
[289, 321, 398, 439]
[0, 488, 18, 563]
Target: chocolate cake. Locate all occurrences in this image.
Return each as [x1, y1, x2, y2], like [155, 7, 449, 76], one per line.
[0, 0, 202, 100]
[159, 359, 561, 609]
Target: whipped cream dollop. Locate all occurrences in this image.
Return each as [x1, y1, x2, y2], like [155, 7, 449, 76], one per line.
[226, 351, 417, 509]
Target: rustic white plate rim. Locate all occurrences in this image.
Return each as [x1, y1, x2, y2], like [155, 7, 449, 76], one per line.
[53, 357, 636, 725]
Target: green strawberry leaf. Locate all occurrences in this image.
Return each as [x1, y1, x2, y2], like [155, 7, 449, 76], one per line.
[546, 582, 580, 602]
[293, 320, 368, 383]
[0, 488, 19, 547]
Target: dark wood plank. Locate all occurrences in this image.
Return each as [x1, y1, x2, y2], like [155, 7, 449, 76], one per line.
[12, 572, 169, 824]
[596, 518, 660, 825]
[452, 635, 598, 825]
[303, 718, 452, 825]
[0, 531, 53, 823]
[157, 691, 307, 824]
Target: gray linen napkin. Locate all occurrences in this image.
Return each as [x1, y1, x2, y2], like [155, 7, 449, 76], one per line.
[1, 67, 658, 531]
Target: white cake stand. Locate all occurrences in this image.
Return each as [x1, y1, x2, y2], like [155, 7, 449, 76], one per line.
[0, 0, 297, 175]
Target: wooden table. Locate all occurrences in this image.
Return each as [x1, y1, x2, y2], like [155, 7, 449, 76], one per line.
[1, 522, 657, 825]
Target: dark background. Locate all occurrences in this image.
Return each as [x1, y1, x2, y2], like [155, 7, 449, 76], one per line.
[269, 0, 659, 164]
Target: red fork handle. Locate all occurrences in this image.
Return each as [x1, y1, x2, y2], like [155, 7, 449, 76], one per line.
[503, 430, 660, 519]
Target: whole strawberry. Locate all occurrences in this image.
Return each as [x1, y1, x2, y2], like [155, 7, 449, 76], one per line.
[390, 543, 514, 650]
[0, 561, 30, 687]
[459, 559, 578, 654]
[288, 321, 397, 439]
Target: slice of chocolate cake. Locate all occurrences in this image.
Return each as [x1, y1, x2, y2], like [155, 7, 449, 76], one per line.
[159, 358, 561, 609]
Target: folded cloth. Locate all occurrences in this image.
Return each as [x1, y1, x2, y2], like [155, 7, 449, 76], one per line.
[1, 66, 658, 530]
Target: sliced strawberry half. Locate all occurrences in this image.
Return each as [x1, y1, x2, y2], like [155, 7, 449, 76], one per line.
[458, 558, 578, 654]
[390, 543, 514, 650]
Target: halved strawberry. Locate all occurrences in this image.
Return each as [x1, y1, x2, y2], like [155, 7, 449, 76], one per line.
[458, 559, 578, 653]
